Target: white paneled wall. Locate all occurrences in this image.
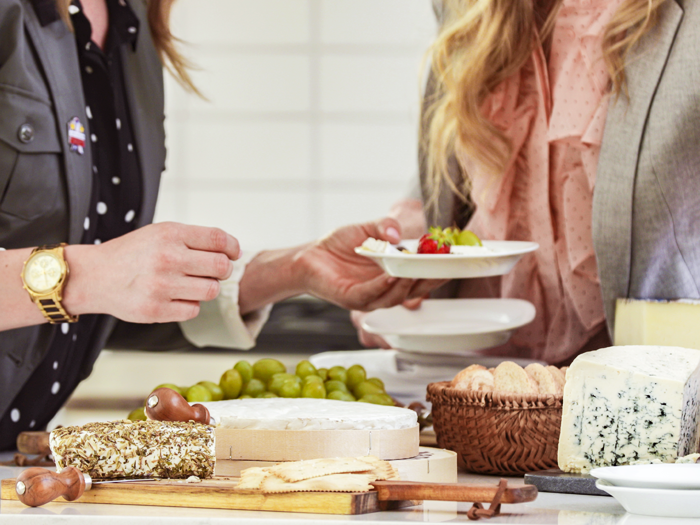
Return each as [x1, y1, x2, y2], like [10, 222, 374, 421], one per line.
[155, 0, 436, 252]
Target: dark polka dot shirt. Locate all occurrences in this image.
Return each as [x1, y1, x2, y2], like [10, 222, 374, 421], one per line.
[0, 0, 143, 450]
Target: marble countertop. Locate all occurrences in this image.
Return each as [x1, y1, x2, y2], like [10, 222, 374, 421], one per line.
[3, 459, 684, 525]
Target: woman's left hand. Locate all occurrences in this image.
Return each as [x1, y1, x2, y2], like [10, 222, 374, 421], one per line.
[294, 217, 445, 311]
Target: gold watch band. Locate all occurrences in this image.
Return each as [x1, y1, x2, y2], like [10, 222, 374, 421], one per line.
[35, 296, 78, 324]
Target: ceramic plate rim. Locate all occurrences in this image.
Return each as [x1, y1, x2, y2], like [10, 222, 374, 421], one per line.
[595, 479, 700, 518]
[361, 298, 536, 337]
[355, 239, 539, 260]
[591, 464, 700, 490]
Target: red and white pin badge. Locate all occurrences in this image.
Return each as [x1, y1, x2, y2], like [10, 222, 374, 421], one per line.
[67, 117, 86, 154]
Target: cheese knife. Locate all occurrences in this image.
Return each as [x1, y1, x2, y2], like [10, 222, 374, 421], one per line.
[14, 466, 155, 507]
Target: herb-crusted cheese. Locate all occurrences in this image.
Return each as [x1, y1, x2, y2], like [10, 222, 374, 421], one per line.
[558, 345, 700, 473]
[50, 420, 215, 479]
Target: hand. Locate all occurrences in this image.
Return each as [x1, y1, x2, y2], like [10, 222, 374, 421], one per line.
[351, 297, 423, 349]
[64, 222, 240, 323]
[294, 218, 445, 311]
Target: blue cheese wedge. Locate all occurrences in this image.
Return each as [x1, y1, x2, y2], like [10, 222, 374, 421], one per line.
[558, 345, 700, 473]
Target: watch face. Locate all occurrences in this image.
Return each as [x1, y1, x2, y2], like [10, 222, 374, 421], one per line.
[25, 253, 63, 293]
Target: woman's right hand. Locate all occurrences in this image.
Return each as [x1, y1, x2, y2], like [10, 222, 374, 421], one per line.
[64, 222, 241, 323]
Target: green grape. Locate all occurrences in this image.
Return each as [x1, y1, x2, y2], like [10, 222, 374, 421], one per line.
[346, 365, 366, 389]
[268, 373, 300, 395]
[295, 360, 317, 379]
[234, 360, 254, 384]
[327, 390, 356, 402]
[301, 382, 326, 399]
[352, 380, 384, 399]
[324, 380, 349, 394]
[242, 378, 266, 398]
[316, 368, 328, 381]
[152, 383, 182, 395]
[252, 358, 286, 383]
[358, 394, 395, 406]
[367, 377, 385, 391]
[198, 380, 224, 401]
[239, 395, 253, 399]
[279, 380, 302, 398]
[258, 392, 278, 398]
[327, 366, 347, 384]
[185, 384, 213, 403]
[219, 369, 243, 399]
[302, 374, 323, 386]
[456, 229, 482, 246]
[127, 407, 147, 421]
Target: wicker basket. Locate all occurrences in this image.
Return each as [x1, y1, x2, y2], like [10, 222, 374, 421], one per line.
[426, 381, 563, 475]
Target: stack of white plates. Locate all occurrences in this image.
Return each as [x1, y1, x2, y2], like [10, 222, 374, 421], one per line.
[354, 239, 538, 357]
[592, 464, 700, 518]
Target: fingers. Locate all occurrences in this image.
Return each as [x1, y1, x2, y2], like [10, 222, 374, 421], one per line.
[407, 279, 449, 300]
[402, 297, 424, 310]
[181, 250, 234, 280]
[177, 224, 241, 261]
[168, 276, 221, 302]
[358, 329, 392, 349]
[349, 275, 417, 311]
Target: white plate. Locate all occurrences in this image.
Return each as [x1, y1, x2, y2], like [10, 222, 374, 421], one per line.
[591, 464, 700, 490]
[309, 349, 541, 405]
[361, 298, 536, 354]
[355, 239, 538, 279]
[596, 479, 700, 518]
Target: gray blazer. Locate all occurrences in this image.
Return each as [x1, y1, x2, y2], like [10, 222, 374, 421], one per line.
[0, 0, 185, 420]
[422, 0, 699, 340]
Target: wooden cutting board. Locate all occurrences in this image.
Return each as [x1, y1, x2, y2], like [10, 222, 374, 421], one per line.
[0, 476, 415, 515]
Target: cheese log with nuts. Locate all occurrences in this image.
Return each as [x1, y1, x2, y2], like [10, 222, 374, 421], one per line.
[558, 345, 700, 473]
[50, 420, 215, 479]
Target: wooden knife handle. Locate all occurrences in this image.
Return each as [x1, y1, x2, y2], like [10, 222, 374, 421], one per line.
[371, 480, 537, 504]
[17, 431, 51, 455]
[15, 466, 87, 507]
[144, 387, 211, 425]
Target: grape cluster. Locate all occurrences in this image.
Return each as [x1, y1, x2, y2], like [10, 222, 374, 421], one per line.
[127, 359, 392, 420]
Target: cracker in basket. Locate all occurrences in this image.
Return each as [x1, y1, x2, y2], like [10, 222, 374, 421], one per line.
[268, 457, 379, 483]
[493, 361, 538, 394]
[237, 467, 271, 490]
[546, 365, 566, 391]
[525, 363, 560, 395]
[468, 370, 494, 392]
[260, 473, 375, 494]
[451, 364, 487, 389]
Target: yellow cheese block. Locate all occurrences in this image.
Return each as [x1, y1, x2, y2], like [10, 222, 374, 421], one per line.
[614, 299, 700, 348]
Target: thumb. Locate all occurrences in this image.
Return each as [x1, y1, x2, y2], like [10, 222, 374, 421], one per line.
[375, 217, 401, 244]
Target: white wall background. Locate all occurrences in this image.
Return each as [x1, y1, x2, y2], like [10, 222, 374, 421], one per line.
[154, 0, 437, 253]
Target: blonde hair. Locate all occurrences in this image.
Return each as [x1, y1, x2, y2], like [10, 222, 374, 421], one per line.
[55, 0, 200, 95]
[422, 0, 667, 205]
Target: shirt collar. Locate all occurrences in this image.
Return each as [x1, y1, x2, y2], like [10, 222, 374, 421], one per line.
[29, 0, 140, 52]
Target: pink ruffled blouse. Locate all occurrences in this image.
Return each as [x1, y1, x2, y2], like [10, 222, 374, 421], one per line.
[456, 0, 624, 364]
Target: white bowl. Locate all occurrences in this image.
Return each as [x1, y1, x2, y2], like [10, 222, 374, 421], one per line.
[361, 298, 536, 354]
[596, 479, 700, 518]
[591, 464, 700, 490]
[355, 239, 538, 279]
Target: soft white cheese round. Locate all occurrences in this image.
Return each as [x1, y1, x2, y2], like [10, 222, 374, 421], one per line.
[199, 398, 417, 431]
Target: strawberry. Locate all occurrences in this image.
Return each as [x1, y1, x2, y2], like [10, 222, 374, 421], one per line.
[417, 227, 453, 254]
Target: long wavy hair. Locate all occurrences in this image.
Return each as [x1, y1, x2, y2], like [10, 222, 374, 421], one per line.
[422, 0, 667, 205]
[55, 0, 198, 94]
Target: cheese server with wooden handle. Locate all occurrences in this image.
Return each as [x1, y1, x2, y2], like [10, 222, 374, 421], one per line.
[145, 387, 213, 425]
[14, 467, 155, 507]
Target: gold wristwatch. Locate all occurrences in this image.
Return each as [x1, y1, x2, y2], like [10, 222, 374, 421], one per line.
[21, 243, 78, 324]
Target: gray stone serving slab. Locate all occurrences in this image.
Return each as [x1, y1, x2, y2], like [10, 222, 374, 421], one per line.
[524, 469, 610, 497]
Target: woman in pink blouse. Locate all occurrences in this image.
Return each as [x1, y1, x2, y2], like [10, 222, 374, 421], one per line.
[359, 0, 699, 366]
